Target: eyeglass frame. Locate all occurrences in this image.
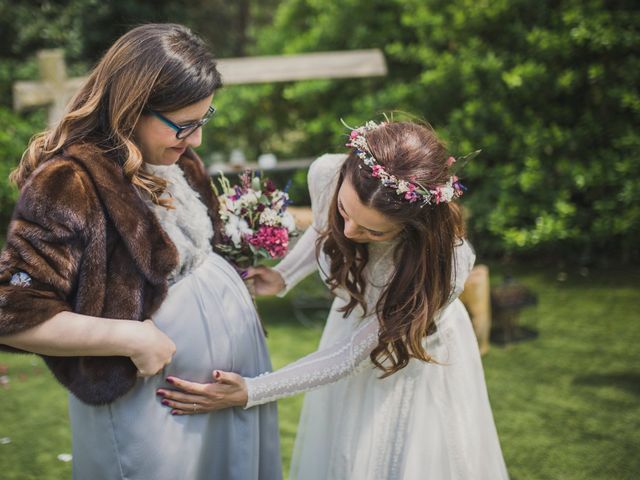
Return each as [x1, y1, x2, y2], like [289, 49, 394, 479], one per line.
[149, 105, 216, 140]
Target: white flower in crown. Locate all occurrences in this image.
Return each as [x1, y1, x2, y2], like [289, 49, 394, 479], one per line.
[440, 183, 456, 203]
[344, 119, 468, 206]
[396, 180, 411, 194]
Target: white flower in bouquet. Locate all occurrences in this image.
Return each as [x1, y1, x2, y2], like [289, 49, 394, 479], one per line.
[224, 214, 253, 247]
[281, 211, 297, 233]
[239, 190, 261, 208]
[213, 170, 298, 267]
[258, 208, 280, 227]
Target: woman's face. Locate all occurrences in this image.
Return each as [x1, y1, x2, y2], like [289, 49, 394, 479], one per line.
[134, 95, 214, 166]
[337, 177, 404, 243]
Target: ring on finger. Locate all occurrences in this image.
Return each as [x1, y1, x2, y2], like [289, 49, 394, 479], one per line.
[193, 403, 197, 413]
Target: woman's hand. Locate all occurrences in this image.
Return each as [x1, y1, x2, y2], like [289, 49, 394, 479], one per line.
[157, 370, 248, 414]
[243, 266, 285, 296]
[129, 319, 176, 376]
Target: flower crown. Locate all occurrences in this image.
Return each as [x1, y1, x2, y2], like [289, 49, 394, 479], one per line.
[344, 120, 466, 206]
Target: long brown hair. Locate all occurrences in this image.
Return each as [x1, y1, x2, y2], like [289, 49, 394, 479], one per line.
[321, 121, 466, 377]
[11, 23, 222, 206]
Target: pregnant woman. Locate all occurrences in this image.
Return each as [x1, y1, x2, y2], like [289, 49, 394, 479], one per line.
[0, 23, 280, 480]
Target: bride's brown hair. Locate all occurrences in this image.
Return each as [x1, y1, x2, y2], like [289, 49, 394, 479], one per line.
[320, 121, 465, 377]
[11, 24, 222, 207]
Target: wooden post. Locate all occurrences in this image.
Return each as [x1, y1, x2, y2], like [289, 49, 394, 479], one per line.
[459, 265, 492, 355]
[13, 49, 86, 127]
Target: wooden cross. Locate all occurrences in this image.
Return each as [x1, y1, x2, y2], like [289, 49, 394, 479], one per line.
[13, 49, 387, 127]
[13, 50, 86, 127]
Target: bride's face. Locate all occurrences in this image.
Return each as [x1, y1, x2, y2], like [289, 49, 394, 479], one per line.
[336, 177, 403, 244]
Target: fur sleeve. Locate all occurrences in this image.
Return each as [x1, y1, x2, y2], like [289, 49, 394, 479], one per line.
[0, 159, 92, 345]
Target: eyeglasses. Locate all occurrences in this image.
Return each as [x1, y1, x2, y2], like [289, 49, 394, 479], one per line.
[150, 105, 216, 139]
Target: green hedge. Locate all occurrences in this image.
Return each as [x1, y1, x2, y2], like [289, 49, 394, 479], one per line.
[205, 0, 640, 262]
[0, 108, 44, 226]
[1, 0, 638, 262]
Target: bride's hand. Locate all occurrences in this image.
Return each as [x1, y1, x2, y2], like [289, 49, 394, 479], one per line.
[157, 370, 248, 414]
[243, 266, 285, 296]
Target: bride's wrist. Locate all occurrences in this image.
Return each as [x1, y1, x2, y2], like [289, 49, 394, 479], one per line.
[272, 268, 287, 293]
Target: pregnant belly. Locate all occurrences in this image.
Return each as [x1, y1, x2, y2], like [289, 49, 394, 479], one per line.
[152, 255, 264, 383]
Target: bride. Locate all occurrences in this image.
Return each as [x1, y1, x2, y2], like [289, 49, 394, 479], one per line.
[161, 119, 509, 479]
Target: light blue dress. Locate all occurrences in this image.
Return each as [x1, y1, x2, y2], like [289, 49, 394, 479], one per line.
[68, 164, 281, 480]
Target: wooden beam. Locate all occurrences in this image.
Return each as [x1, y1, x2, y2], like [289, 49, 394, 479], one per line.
[217, 49, 387, 85]
[13, 48, 388, 126]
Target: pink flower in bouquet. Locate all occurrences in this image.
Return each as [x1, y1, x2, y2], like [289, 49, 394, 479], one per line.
[248, 226, 289, 259]
[214, 170, 297, 267]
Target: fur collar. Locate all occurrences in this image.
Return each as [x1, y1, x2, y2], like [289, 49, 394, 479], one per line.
[62, 144, 178, 285]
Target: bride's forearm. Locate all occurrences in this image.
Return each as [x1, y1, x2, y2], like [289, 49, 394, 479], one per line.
[0, 311, 141, 357]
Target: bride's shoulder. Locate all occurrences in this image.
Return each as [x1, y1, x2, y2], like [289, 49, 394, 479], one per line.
[308, 153, 347, 187]
[307, 153, 347, 224]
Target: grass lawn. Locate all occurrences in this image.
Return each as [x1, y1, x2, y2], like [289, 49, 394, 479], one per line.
[0, 265, 638, 479]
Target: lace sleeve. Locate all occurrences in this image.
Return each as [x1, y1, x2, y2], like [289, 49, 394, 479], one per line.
[245, 239, 476, 408]
[245, 316, 379, 408]
[273, 225, 319, 296]
[273, 153, 347, 296]
[306, 153, 347, 232]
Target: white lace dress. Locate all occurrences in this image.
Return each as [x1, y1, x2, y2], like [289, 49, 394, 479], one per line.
[244, 154, 509, 480]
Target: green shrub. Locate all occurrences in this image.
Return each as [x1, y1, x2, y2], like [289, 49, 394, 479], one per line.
[0, 108, 44, 228]
[212, 0, 640, 262]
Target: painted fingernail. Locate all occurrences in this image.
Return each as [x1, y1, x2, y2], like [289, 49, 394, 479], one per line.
[156, 390, 165, 397]
[214, 370, 221, 379]
[161, 399, 170, 406]
[166, 377, 175, 384]
[240, 270, 248, 279]
[171, 410, 179, 415]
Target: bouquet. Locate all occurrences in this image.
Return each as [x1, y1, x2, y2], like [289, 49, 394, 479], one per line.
[213, 170, 297, 268]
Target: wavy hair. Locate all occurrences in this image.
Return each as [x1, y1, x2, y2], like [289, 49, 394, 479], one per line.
[320, 121, 466, 377]
[11, 23, 222, 206]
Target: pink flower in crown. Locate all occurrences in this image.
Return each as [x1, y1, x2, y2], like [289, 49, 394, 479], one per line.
[434, 187, 444, 204]
[371, 164, 384, 178]
[405, 191, 418, 202]
[404, 183, 418, 202]
[350, 130, 360, 140]
[447, 156, 456, 167]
